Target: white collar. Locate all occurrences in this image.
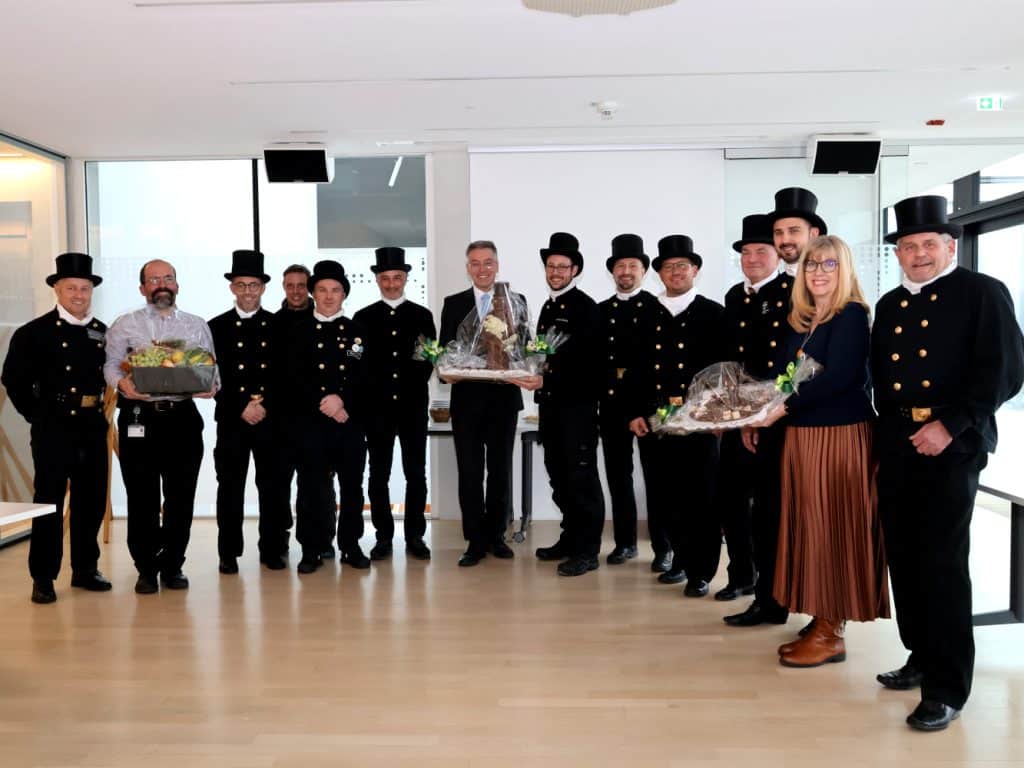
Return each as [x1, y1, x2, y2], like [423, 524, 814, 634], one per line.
[902, 260, 957, 295]
[56, 303, 93, 327]
[743, 271, 780, 295]
[783, 260, 800, 277]
[658, 287, 697, 317]
[313, 309, 344, 322]
[234, 303, 260, 319]
[615, 286, 643, 301]
[382, 295, 406, 309]
[549, 283, 573, 301]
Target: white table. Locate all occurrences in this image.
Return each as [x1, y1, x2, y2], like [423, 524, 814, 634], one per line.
[0, 503, 57, 546]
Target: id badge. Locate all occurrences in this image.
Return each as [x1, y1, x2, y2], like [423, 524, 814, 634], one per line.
[127, 424, 145, 438]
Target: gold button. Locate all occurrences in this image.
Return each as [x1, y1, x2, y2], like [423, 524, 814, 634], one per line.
[738, 346, 744, 353]
[392, 330, 397, 336]
[922, 380, 931, 388]
[316, 324, 322, 329]
[62, 342, 68, 348]
[921, 319, 929, 328]
[237, 341, 243, 347]
[317, 342, 323, 348]
[393, 395, 399, 400]
[739, 321, 746, 328]
[893, 382, 902, 391]
[654, 364, 660, 370]
[318, 363, 325, 369]
[70, 387, 77, 394]
[782, 282, 788, 289]
[900, 299, 909, 308]
[677, 363, 683, 369]
[56, 320, 62, 326]
[608, 389, 614, 395]
[612, 302, 618, 308]
[776, 301, 783, 307]
[340, 365, 345, 370]
[260, 363, 267, 369]
[392, 351, 398, 357]
[770, 341, 777, 348]
[744, 297, 750, 304]
[321, 386, 326, 391]
[655, 344, 661, 350]
[891, 353, 900, 362]
[930, 293, 938, 302]
[339, 324, 345, 330]
[393, 373, 398, 379]
[772, 321, 779, 328]
[390, 310, 396, 316]
[767, 361, 773, 368]
[239, 386, 245, 392]
[655, 326, 661, 332]
[680, 383, 685, 390]
[261, 341, 267, 347]
[895, 326, 903, 334]
[70, 410, 77, 416]
[238, 364, 244, 370]
[610, 318, 615, 324]
[655, 384, 662, 390]
[236, 320, 242, 327]
[919, 349, 927, 358]
[65, 365, 71, 371]
[677, 342, 684, 349]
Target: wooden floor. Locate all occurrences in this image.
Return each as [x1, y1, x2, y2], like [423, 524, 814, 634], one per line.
[1, 519, 1022, 768]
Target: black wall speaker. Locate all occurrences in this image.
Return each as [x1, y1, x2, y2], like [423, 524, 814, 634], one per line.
[263, 147, 334, 183]
[807, 135, 882, 175]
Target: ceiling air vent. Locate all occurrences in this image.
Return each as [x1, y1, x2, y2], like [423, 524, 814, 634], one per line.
[522, 0, 676, 16]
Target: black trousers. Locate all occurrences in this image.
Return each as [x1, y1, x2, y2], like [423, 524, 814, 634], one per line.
[213, 419, 291, 560]
[117, 401, 204, 578]
[451, 400, 517, 553]
[28, 419, 107, 582]
[638, 431, 721, 580]
[298, 417, 367, 556]
[366, 407, 428, 544]
[878, 449, 983, 710]
[540, 401, 606, 559]
[636, 435, 674, 559]
[599, 404, 641, 551]
[714, 430, 756, 586]
[750, 423, 787, 615]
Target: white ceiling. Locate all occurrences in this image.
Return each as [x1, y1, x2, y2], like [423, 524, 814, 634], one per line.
[2, 0, 1024, 158]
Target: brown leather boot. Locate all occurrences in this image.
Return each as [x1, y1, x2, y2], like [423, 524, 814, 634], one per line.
[779, 618, 846, 667]
[777, 636, 801, 656]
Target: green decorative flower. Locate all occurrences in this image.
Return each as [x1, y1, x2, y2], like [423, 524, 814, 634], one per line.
[526, 335, 554, 355]
[656, 404, 680, 423]
[416, 337, 444, 365]
[775, 361, 799, 394]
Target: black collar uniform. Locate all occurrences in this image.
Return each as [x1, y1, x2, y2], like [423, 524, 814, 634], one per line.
[598, 289, 660, 556]
[716, 273, 792, 596]
[352, 299, 437, 550]
[439, 287, 528, 556]
[1, 309, 109, 586]
[280, 313, 370, 563]
[534, 286, 607, 564]
[208, 306, 289, 566]
[630, 294, 725, 584]
[872, 266, 1024, 711]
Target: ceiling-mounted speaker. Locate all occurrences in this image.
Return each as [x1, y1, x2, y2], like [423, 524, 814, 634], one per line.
[807, 134, 882, 175]
[263, 145, 334, 183]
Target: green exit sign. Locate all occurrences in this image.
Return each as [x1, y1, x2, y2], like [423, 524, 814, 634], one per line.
[977, 95, 1006, 111]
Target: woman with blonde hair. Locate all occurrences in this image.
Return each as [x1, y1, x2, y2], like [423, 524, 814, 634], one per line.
[744, 234, 889, 667]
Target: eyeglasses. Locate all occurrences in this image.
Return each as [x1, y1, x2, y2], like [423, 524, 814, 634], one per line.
[545, 264, 574, 273]
[144, 275, 177, 286]
[804, 258, 838, 273]
[231, 281, 264, 292]
[661, 261, 695, 273]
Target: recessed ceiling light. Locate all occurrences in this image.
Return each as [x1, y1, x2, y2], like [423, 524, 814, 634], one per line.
[522, 0, 675, 16]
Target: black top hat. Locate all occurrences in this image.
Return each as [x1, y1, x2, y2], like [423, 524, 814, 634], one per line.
[46, 252, 102, 287]
[224, 249, 270, 283]
[653, 235, 702, 272]
[884, 195, 962, 244]
[371, 247, 412, 274]
[539, 232, 584, 276]
[605, 233, 650, 272]
[732, 214, 777, 253]
[768, 187, 828, 235]
[308, 259, 351, 295]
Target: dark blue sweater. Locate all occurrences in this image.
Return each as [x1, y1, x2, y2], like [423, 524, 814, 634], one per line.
[777, 302, 875, 427]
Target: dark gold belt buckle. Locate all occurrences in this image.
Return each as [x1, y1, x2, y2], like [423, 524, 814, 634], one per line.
[80, 395, 99, 408]
[669, 396, 684, 407]
[615, 367, 626, 380]
[911, 407, 932, 423]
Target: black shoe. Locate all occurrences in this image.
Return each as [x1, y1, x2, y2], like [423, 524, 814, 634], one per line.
[798, 617, 816, 637]
[31, 580, 57, 604]
[606, 545, 638, 565]
[684, 579, 710, 597]
[557, 556, 599, 577]
[369, 541, 393, 561]
[491, 540, 514, 559]
[70, 570, 113, 591]
[260, 554, 288, 571]
[714, 581, 756, 601]
[134, 574, 159, 594]
[535, 541, 568, 561]
[907, 700, 961, 732]
[406, 539, 432, 560]
[320, 546, 336, 559]
[297, 554, 322, 574]
[458, 549, 485, 567]
[657, 569, 686, 584]
[340, 548, 371, 569]
[877, 663, 923, 691]
[161, 571, 189, 590]
[650, 551, 673, 572]
[723, 602, 788, 627]
[218, 558, 239, 575]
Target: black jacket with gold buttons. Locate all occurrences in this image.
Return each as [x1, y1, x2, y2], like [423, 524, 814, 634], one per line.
[279, 313, 369, 426]
[598, 289, 659, 410]
[535, 286, 603, 406]
[629, 295, 725, 421]
[1, 308, 107, 428]
[722, 273, 792, 380]
[352, 299, 436, 410]
[208, 307, 277, 424]
[871, 267, 1024, 455]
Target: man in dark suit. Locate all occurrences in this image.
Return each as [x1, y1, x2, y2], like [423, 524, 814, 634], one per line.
[873, 195, 1024, 732]
[208, 250, 290, 574]
[2, 253, 111, 604]
[598, 234, 667, 571]
[725, 187, 827, 628]
[628, 236, 725, 597]
[439, 240, 528, 567]
[531, 233, 606, 576]
[353, 247, 436, 561]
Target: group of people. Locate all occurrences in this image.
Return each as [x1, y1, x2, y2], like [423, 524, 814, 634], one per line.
[3, 186, 1022, 734]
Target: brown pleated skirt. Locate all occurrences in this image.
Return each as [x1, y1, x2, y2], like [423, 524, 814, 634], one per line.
[773, 421, 890, 622]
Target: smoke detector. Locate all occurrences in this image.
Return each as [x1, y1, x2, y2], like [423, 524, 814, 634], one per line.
[523, 0, 676, 16]
[592, 100, 620, 119]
